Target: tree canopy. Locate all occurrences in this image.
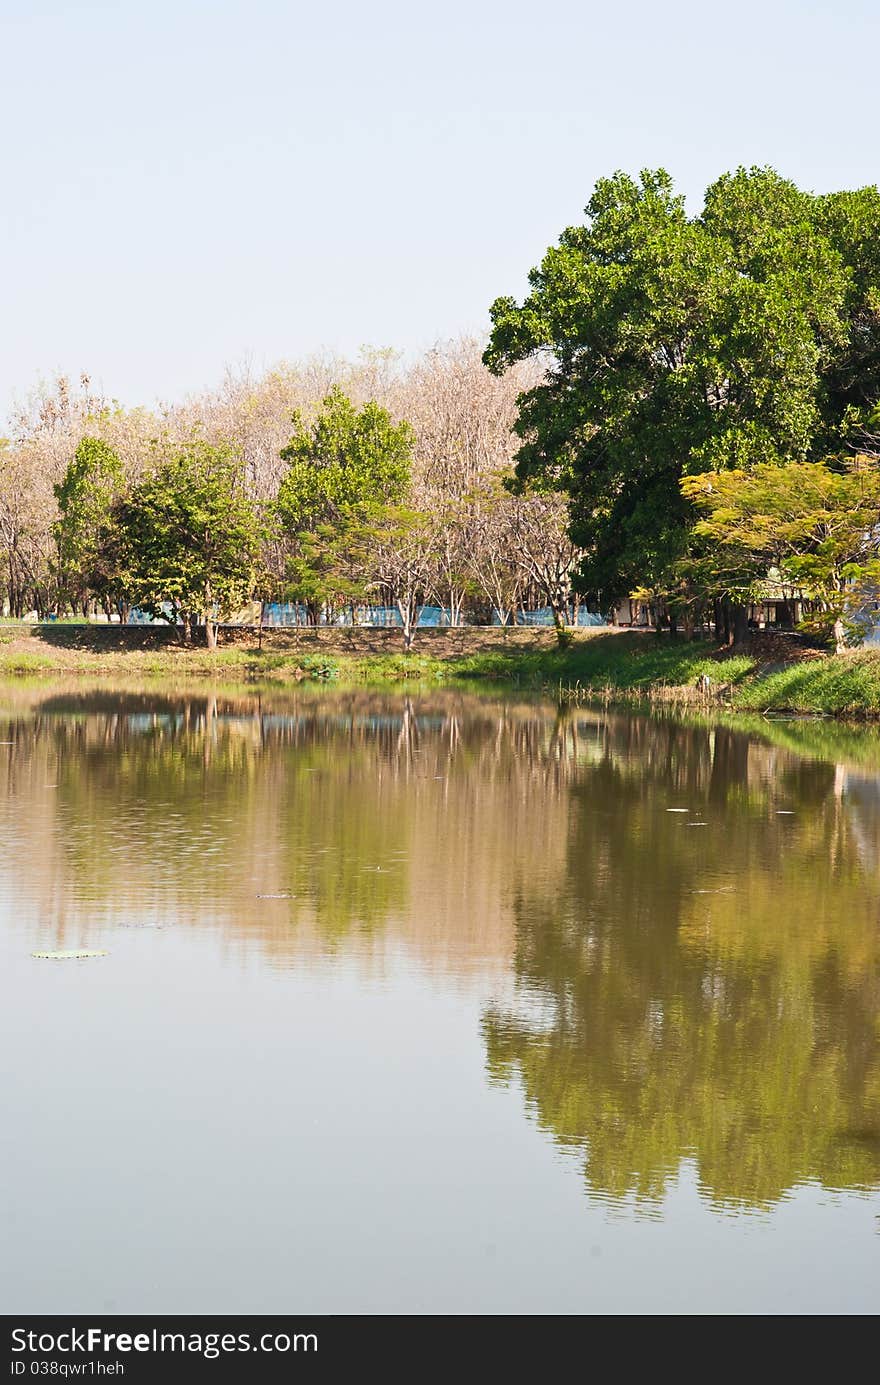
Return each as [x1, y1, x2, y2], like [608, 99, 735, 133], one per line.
[54, 436, 125, 613]
[484, 167, 880, 605]
[276, 386, 414, 617]
[113, 440, 263, 646]
[681, 457, 880, 649]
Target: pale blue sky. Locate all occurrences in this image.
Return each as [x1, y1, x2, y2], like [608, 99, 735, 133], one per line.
[2, 0, 878, 420]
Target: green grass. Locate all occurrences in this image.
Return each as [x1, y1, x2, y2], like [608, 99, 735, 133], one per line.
[406, 631, 880, 719]
[421, 630, 880, 718]
[732, 650, 880, 716]
[0, 649, 59, 675]
[5, 622, 880, 717]
[443, 632, 755, 694]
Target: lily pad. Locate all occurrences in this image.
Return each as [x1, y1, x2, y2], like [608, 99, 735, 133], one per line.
[32, 949, 108, 960]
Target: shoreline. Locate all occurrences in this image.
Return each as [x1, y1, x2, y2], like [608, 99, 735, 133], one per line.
[2, 624, 880, 718]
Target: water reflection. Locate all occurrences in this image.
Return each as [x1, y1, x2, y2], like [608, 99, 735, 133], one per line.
[484, 718, 880, 1211]
[2, 687, 879, 1219]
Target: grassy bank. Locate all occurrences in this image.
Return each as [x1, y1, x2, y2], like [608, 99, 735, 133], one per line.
[451, 634, 880, 716]
[2, 624, 880, 716]
[0, 626, 461, 691]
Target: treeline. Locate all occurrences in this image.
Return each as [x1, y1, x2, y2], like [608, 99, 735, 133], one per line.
[0, 340, 586, 646]
[486, 166, 880, 650]
[8, 167, 880, 654]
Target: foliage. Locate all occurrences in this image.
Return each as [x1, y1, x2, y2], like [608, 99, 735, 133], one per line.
[682, 456, 880, 643]
[54, 436, 125, 611]
[276, 387, 414, 614]
[278, 385, 412, 522]
[0, 343, 597, 629]
[485, 166, 880, 601]
[113, 440, 263, 644]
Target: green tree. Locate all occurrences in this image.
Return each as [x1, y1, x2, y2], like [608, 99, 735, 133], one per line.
[54, 436, 125, 614]
[484, 167, 880, 627]
[276, 387, 414, 621]
[682, 457, 880, 651]
[115, 440, 262, 648]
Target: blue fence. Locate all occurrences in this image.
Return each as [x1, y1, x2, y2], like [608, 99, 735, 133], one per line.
[261, 604, 457, 628]
[128, 604, 181, 626]
[127, 603, 606, 629]
[491, 607, 605, 627]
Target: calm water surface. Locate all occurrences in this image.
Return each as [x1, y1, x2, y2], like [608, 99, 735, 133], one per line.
[1, 686, 878, 1314]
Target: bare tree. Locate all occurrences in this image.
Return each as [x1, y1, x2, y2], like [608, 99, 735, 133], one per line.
[509, 489, 585, 630]
[465, 478, 523, 625]
[0, 343, 564, 627]
[369, 508, 439, 650]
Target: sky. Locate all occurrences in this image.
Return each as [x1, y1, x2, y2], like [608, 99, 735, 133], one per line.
[1, 0, 878, 422]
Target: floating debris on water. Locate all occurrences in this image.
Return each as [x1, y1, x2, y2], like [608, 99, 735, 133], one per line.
[666, 808, 689, 813]
[256, 892, 295, 899]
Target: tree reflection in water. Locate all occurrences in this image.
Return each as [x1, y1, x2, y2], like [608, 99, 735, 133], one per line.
[2, 686, 879, 1212]
[484, 717, 880, 1211]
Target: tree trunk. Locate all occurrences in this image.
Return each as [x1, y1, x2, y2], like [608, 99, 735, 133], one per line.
[397, 599, 416, 651]
[732, 603, 750, 650]
[205, 617, 217, 650]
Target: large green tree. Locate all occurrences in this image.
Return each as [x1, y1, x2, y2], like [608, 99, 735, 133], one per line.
[276, 387, 414, 620]
[114, 440, 262, 647]
[484, 167, 880, 615]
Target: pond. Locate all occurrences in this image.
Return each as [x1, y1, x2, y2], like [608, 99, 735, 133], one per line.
[1, 686, 878, 1314]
